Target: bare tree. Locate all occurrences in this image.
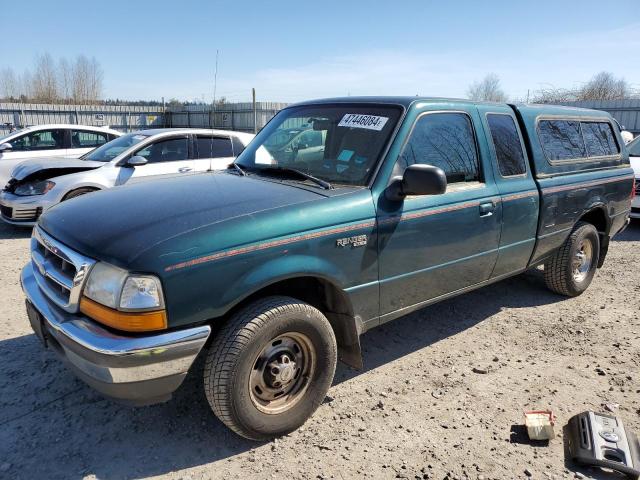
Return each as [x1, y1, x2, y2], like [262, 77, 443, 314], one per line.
[31, 53, 59, 102]
[70, 55, 103, 103]
[532, 86, 578, 104]
[58, 58, 73, 101]
[0, 68, 19, 99]
[578, 71, 630, 101]
[467, 73, 508, 102]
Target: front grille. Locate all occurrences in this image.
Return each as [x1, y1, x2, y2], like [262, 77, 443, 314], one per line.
[11, 207, 39, 221]
[635, 181, 640, 196]
[31, 227, 95, 313]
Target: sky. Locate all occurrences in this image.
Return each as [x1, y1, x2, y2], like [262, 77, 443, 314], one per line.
[2, 0, 639, 103]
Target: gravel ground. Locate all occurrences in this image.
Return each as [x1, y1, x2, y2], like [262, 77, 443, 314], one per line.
[0, 220, 638, 480]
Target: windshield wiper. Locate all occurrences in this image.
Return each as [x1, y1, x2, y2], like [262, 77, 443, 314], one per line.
[231, 162, 246, 176]
[259, 166, 332, 190]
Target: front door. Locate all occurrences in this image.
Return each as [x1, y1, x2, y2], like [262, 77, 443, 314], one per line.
[377, 107, 502, 319]
[118, 135, 195, 185]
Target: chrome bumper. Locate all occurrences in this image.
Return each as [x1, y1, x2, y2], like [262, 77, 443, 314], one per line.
[21, 263, 211, 405]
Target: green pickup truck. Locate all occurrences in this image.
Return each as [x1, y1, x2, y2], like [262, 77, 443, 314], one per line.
[21, 97, 634, 440]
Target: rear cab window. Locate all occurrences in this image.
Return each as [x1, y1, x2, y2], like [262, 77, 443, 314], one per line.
[486, 113, 527, 177]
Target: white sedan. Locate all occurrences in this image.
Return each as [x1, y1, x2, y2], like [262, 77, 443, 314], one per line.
[0, 124, 121, 187]
[0, 128, 254, 225]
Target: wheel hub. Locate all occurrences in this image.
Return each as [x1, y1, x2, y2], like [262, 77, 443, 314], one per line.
[249, 332, 316, 414]
[572, 239, 593, 283]
[268, 354, 297, 386]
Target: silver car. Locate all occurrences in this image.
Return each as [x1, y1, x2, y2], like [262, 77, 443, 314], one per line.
[0, 128, 254, 226]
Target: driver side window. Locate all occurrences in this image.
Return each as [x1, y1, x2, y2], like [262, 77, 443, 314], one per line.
[135, 137, 189, 163]
[10, 129, 66, 151]
[396, 112, 480, 184]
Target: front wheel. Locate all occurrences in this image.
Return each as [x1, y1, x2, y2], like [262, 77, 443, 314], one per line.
[544, 221, 600, 297]
[204, 296, 337, 440]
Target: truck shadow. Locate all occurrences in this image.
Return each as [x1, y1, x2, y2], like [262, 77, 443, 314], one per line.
[0, 269, 564, 479]
[335, 268, 560, 383]
[613, 219, 640, 242]
[0, 221, 32, 239]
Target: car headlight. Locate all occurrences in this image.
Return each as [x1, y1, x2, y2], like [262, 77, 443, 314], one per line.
[81, 262, 166, 332]
[14, 180, 55, 196]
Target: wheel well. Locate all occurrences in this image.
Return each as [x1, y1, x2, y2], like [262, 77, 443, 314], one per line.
[63, 187, 99, 201]
[579, 208, 608, 234]
[220, 276, 363, 369]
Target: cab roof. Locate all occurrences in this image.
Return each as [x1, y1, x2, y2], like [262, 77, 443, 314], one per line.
[289, 96, 612, 118]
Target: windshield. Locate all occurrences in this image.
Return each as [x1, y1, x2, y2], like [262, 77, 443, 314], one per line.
[83, 133, 148, 162]
[0, 128, 27, 143]
[628, 136, 640, 157]
[235, 105, 402, 186]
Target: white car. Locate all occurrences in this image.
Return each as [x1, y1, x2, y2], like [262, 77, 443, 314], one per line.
[0, 128, 254, 225]
[628, 135, 640, 219]
[0, 124, 121, 187]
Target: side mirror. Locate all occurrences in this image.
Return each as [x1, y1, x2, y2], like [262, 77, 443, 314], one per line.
[0, 143, 12, 152]
[127, 155, 148, 167]
[386, 164, 447, 201]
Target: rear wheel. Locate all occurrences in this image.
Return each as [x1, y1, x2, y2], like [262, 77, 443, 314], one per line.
[204, 296, 337, 440]
[544, 221, 600, 297]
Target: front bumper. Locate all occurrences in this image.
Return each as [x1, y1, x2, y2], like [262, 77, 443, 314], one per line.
[0, 191, 53, 226]
[21, 263, 211, 405]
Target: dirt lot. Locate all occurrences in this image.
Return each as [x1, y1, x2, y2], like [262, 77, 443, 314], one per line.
[0, 220, 638, 480]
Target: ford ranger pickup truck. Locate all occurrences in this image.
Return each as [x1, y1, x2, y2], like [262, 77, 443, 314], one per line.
[20, 97, 635, 440]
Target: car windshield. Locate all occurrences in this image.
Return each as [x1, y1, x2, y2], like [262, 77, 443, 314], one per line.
[82, 133, 148, 162]
[235, 105, 402, 187]
[0, 128, 27, 143]
[628, 136, 640, 156]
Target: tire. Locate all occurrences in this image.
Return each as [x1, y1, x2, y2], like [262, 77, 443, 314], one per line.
[544, 221, 600, 297]
[62, 188, 97, 201]
[204, 296, 337, 440]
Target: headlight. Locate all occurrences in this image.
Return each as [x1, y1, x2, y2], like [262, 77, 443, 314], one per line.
[120, 276, 163, 310]
[83, 262, 129, 309]
[81, 262, 166, 332]
[83, 262, 164, 310]
[14, 180, 55, 196]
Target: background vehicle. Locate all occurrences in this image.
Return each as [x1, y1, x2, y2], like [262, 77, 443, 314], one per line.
[0, 128, 253, 225]
[20, 98, 634, 441]
[0, 124, 121, 186]
[628, 135, 640, 218]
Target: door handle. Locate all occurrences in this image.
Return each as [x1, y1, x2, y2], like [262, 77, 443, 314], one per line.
[178, 167, 192, 173]
[479, 202, 495, 217]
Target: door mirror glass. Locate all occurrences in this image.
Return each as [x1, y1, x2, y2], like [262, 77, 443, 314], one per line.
[387, 164, 447, 201]
[0, 142, 12, 152]
[127, 155, 148, 166]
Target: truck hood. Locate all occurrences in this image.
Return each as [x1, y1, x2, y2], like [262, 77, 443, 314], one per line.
[38, 172, 325, 268]
[11, 157, 105, 181]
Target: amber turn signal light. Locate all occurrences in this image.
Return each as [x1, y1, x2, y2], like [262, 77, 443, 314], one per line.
[80, 296, 167, 332]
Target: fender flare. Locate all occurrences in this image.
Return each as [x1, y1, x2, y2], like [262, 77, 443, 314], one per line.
[218, 254, 364, 369]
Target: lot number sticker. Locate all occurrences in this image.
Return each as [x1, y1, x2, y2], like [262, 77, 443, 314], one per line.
[338, 114, 388, 131]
